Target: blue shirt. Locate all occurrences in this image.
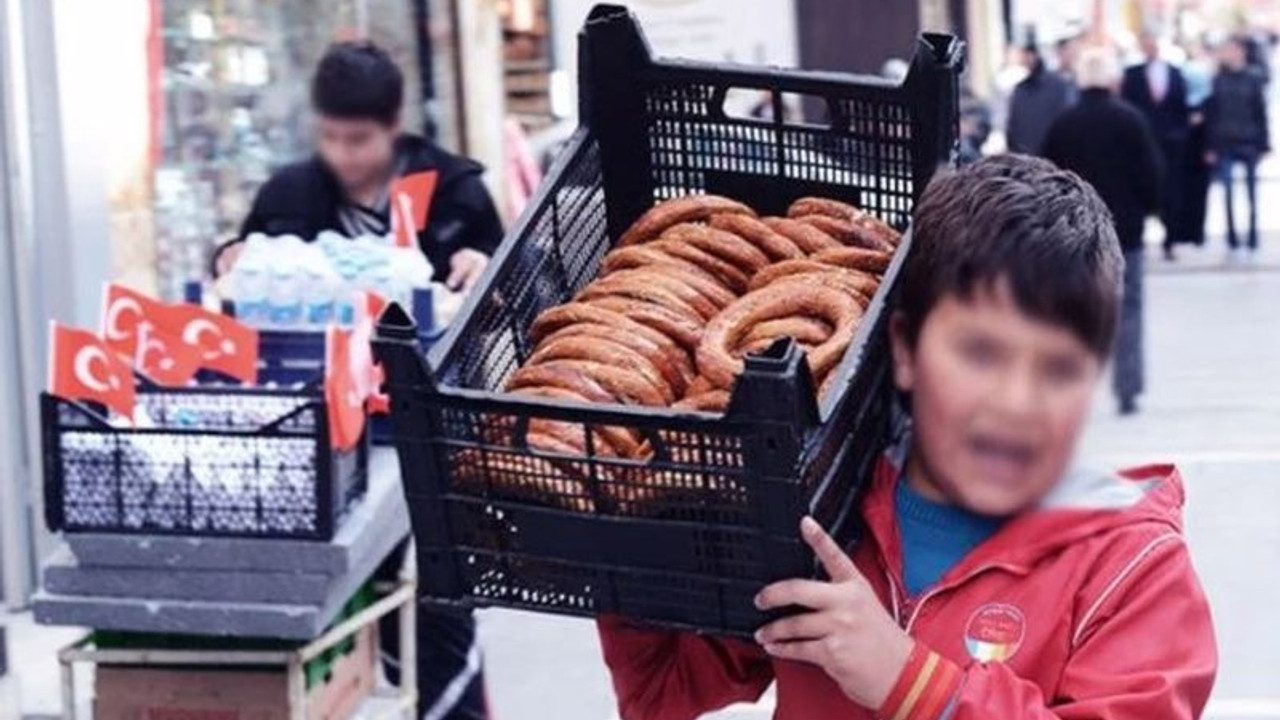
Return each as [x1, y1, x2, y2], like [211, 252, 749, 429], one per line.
[895, 479, 1004, 597]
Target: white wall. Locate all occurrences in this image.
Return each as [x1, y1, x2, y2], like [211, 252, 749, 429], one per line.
[549, 0, 799, 122]
[0, 0, 149, 604]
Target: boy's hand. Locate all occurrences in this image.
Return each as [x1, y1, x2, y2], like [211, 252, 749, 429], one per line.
[447, 249, 490, 292]
[754, 516, 914, 710]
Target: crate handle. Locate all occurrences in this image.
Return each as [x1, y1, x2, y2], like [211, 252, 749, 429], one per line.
[717, 87, 836, 131]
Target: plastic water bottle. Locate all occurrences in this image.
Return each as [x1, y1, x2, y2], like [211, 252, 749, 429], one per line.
[334, 259, 361, 325]
[264, 234, 304, 326]
[300, 246, 338, 328]
[359, 256, 392, 302]
[231, 234, 271, 324]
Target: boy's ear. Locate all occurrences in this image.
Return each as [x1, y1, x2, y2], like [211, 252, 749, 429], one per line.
[889, 312, 915, 393]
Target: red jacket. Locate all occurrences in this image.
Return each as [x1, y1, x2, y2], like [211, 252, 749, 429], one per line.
[598, 453, 1217, 720]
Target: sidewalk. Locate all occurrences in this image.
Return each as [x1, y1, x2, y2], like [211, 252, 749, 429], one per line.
[6, 610, 83, 719]
[1148, 155, 1280, 274]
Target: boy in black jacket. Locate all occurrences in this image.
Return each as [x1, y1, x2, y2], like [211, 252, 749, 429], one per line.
[240, 41, 502, 291]
[241, 42, 498, 720]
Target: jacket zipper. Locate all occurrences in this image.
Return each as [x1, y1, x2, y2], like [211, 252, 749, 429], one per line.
[883, 569, 902, 625]
[902, 562, 1028, 632]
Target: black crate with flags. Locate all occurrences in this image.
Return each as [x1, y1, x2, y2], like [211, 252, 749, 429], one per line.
[40, 287, 372, 541]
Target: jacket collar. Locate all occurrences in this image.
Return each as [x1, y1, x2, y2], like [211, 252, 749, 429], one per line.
[1079, 87, 1111, 102]
[861, 430, 1187, 590]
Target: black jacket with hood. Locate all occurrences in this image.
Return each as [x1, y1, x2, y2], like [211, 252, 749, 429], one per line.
[239, 134, 503, 281]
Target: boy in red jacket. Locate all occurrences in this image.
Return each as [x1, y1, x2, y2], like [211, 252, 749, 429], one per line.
[598, 155, 1217, 720]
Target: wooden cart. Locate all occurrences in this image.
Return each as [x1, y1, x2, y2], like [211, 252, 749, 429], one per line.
[57, 576, 418, 720]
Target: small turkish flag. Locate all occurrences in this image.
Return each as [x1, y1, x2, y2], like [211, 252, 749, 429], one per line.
[155, 303, 260, 384]
[101, 283, 167, 358]
[48, 322, 136, 420]
[325, 326, 366, 451]
[390, 170, 439, 248]
[134, 322, 203, 386]
[350, 291, 387, 401]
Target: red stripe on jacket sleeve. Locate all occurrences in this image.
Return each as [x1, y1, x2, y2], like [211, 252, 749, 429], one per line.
[877, 643, 964, 720]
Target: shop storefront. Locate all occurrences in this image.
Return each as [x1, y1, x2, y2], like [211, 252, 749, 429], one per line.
[0, 0, 481, 606]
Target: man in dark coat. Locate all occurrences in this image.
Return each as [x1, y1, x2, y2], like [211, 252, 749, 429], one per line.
[1007, 44, 1074, 155]
[1121, 29, 1190, 260]
[1206, 34, 1271, 255]
[1045, 48, 1164, 416]
[240, 42, 499, 720]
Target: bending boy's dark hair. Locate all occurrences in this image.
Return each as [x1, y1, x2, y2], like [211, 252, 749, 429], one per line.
[312, 41, 404, 125]
[899, 154, 1123, 357]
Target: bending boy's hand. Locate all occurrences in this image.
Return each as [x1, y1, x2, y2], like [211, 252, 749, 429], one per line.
[447, 248, 490, 292]
[754, 516, 914, 710]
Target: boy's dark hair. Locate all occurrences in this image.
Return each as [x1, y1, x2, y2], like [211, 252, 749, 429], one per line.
[311, 41, 404, 125]
[899, 154, 1123, 357]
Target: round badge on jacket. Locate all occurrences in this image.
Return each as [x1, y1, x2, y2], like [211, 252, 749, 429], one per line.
[964, 603, 1026, 662]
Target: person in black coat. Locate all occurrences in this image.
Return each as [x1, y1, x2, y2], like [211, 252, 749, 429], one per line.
[1205, 35, 1271, 254]
[1121, 29, 1190, 260]
[239, 43, 498, 720]
[1007, 45, 1075, 155]
[1044, 48, 1164, 415]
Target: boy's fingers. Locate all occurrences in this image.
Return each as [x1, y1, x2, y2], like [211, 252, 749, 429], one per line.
[801, 516, 860, 583]
[755, 611, 833, 645]
[446, 262, 467, 291]
[463, 261, 486, 291]
[762, 639, 823, 664]
[755, 579, 839, 611]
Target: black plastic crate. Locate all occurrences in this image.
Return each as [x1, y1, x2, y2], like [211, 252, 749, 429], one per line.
[42, 382, 368, 541]
[374, 4, 961, 634]
[184, 282, 445, 391]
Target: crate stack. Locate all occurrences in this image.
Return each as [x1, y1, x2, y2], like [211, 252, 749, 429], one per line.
[34, 448, 408, 640]
[35, 298, 416, 717]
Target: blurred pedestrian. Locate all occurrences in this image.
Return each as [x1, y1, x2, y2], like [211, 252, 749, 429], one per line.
[958, 87, 993, 164]
[1122, 29, 1190, 260]
[1007, 42, 1074, 155]
[1242, 30, 1272, 85]
[1205, 35, 1270, 258]
[1180, 37, 1215, 247]
[1055, 33, 1082, 102]
[1044, 47, 1164, 415]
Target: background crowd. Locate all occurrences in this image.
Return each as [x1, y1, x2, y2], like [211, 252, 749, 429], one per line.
[956, 22, 1274, 417]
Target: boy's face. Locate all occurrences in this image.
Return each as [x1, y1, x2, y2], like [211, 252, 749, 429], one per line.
[316, 115, 399, 191]
[891, 280, 1102, 516]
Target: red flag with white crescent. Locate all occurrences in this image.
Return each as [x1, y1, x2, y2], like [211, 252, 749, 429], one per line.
[389, 170, 438, 248]
[154, 303, 260, 384]
[101, 283, 167, 358]
[324, 326, 366, 451]
[351, 291, 387, 403]
[134, 322, 203, 386]
[48, 322, 136, 420]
